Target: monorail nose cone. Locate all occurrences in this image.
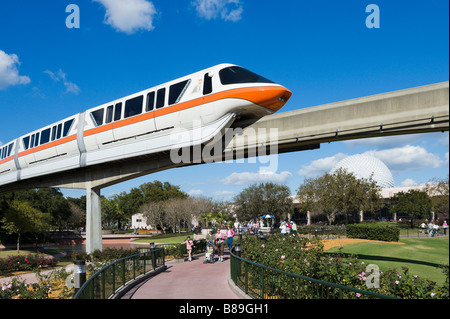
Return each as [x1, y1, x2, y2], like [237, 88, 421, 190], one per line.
[254, 87, 292, 113]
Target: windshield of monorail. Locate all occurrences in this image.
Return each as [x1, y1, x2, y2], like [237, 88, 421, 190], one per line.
[219, 66, 275, 85]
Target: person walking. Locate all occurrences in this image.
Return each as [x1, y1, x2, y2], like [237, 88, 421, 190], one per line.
[279, 222, 287, 237]
[443, 221, 448, 235]
[215, 228, 225, 262]
[181, 236, 194, 262]
[291, 221, 297, 235]
[226, 226, 235, 251]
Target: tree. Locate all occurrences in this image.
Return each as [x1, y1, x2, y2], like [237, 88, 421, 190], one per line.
[101, 197, 123, 228]
[140, 201, 168, 234]
[426, 175, 449, 219]
[1, 200, 51, 254]
[389, 190, 433, 227]
[233, 182, 293, 221]
[164, 198, 187, 233]
[34, 188, 71, 230]
[117, 180, 188, 221]
[297, 168, 381, 225]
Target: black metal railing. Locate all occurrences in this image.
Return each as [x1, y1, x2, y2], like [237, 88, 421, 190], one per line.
[73, 247, 165, 299]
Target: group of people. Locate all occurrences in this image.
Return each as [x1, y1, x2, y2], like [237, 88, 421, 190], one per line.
[279, 220, 297, 236]
[181, 226, 235, 262]
[421, 220, 448, 237]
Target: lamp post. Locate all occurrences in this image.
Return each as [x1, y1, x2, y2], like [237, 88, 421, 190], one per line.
[149, 242, 156, 269]
[234, 242, 242, 277]
[74, 260, 86, 294]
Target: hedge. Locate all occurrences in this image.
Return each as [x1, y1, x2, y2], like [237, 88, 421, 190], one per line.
[346, 223, 399, 242]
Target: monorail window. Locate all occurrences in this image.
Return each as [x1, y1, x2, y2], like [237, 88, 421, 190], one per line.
[8, 143, 13, 157]
[156, 88, 165, 109]
[23, 136, 30, 150]
[34, 132, 40, 147]
[57, 123, 62, 139]
[124, 95, 143, 118]
[91, 109, 104, 127]
[40, 128, 51, 145]
[146, 91, 155, 111]
[169, 80, 190, 105]
[63, 119, 74, 137]
[203, 73, 213, 95]
[105, 105, 113, 124]
[219, 66, 274, 85]
[51, 126, 57, 141]
[30, 135, 35, 149]
[114, 103, 122, 121]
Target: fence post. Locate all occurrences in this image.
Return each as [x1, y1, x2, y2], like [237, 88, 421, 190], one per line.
[261, 268, 265, 298]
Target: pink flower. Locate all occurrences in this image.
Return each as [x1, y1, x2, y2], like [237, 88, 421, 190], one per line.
[356, 293, 361, 298]
[281, 255, 285, 259]
[261, 244, 265, 248]
[395, 280, 399, 285]
[306, 262, 310, 266]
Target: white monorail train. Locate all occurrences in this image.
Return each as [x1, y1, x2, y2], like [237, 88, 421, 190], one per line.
[0, 64, 291, 186]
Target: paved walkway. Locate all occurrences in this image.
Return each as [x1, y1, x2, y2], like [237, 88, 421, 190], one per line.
[122, 251, 244, 299]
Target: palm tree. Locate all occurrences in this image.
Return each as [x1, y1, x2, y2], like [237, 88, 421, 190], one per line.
[201, 212, 213, 227]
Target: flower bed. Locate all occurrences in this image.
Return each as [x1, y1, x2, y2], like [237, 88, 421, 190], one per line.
[241, 234, 448, 299]
[0, 253, 59, 275]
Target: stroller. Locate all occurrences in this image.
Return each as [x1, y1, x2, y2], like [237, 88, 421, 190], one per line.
[203, 240, 215, 264]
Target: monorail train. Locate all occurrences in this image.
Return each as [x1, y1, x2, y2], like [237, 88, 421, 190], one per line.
[0, 64, 291, 186]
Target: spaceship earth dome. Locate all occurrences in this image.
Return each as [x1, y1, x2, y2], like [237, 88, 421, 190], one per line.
[330, 154, 394, 188]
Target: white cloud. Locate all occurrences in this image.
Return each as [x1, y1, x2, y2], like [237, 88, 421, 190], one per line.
[363, 145, 442, 173]
[222, 168, 291, 185]
[192, 0, 243, 22]
[400, 178, 419, 187]
[297, 153, 348, 177]
[44, 69, 80, 95]
[344, 135, 426, 150]
[188, 189, 204, 196]
[0, 50, 31, 90]
[214, 190, 234, 196]
[94, 0, 157, 34]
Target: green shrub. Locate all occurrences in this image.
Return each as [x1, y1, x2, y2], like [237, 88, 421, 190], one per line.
[0, 253, 59, 274]
[346, 223, 399, 242]
[71, 247, 140, 262]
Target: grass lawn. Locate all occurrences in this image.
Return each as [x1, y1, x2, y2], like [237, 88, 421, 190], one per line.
[326, 236, 449, 284]
[132, 234, 190, 245]
[0, 249, 38, 258]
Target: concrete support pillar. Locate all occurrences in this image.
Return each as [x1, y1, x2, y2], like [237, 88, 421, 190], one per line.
[86, 185, 102, 253]
[360, 210, 364, 223]
[307, 211, 311, 225]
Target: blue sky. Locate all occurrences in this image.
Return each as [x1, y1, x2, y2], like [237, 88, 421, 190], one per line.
[0, 0, 448, 201]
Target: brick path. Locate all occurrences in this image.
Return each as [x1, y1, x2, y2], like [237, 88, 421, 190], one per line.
[122, 251, 243, 299]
